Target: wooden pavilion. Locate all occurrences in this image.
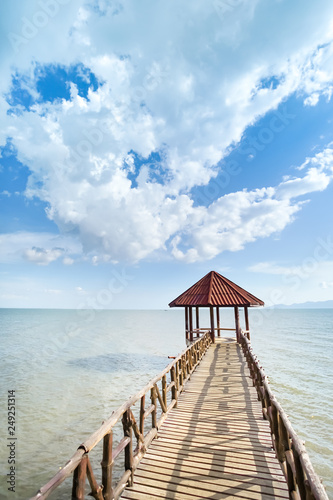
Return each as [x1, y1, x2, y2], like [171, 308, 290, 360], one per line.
[169, 270, 264, 343]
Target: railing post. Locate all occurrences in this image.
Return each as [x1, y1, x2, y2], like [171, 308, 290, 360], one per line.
[122, 409, 133, 487]
[279, 419, 297, 496]
[139, 394, 145, 436]
[171, 366, 177, 407]
[150, 386, 157, 429]
[86, 457, 104, 500]
[271, 403, 282, 457]
[72, 455, 88, 500]
[179, 358, 183, 388]
[101, 431, 113, 500]
[162, 375, 167, 410]
[175, 360, 180, 391]
[292, 444, 307, 499]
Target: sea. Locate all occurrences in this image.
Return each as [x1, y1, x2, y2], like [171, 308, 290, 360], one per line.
[0, 308, 332, 499]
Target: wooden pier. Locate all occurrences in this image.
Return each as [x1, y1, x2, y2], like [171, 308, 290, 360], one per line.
[121, 338, 289, 500]
[31, 332, 328, 500]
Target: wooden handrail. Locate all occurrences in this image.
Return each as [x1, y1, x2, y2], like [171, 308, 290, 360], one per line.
[239, 330, 329, 500]
[29, 332, 212, 500]
[190, 327, 236, 332]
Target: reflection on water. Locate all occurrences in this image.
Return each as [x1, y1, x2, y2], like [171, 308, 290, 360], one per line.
[68, 352, 167, 373]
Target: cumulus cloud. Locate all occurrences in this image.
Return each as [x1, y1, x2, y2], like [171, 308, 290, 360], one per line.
[170, 188, 302, 262]
[23, 246, 64, 265]
[2, 1, 333, 264]
[170, 143, 333, 262]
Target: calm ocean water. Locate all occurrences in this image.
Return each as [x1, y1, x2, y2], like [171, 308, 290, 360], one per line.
[0, 308, 332, 499]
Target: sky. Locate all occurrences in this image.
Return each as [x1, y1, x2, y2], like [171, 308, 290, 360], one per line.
[1, 0, 333, 309]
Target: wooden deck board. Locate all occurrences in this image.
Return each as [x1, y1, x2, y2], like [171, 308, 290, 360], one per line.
[121, 339, 288, 499]
[141, 450, 285, 478]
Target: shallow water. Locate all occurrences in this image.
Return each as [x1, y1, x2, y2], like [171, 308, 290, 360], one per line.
[0, 308, 332, 498]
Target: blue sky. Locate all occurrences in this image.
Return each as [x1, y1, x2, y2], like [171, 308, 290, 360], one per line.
[1, 0, 333, 309]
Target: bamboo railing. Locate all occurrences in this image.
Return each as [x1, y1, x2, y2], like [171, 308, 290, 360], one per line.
[239, 331, 329, 500]
[29, 332, 212, 500]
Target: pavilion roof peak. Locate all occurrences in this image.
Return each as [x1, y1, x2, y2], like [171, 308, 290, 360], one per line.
[169, 270, 264, 308]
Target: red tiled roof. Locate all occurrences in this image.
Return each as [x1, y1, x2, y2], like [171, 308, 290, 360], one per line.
[169, 271, 264, 307]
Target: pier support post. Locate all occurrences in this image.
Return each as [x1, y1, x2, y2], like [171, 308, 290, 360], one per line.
[210, 306, 215, 343]
[216, 307, 220, 337]
[189, 306, 193, 342]
[234, 306, 240, 343]
[195, 306, 199, 332]
[244, 307, 250, 339]
[185, 306, 189, 342]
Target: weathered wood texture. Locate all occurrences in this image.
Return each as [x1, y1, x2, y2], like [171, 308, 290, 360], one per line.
[121, 339, 289, 500]
[239, 334, 328, 500]
[29, 334, 212, 500]
[29, 332, 328, 500]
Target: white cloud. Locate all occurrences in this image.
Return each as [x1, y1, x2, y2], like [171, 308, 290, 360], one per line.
[0, 232, 81, 264]
[63, 256, 74, 265]
[275, 166, 331, 200]
[2, 1, 333, 264]
[248, 262, 306, 277]
[23, 247, 64, 265]
[298, 143, 333, 172]
[170, 151, 333, 262]
[170, 190, 300, 262]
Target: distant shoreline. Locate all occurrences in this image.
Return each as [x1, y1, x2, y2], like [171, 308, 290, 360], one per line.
[1, 304, 333, 310]
[268, 300, 333, 309]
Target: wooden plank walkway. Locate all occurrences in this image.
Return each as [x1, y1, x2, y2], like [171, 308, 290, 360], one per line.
[121, 338, 289, 500]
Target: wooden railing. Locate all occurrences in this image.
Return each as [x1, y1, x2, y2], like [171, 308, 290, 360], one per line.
[190, 327, 236, 337]
[29, 332, 212, 500]
[239, 331, 329, 500]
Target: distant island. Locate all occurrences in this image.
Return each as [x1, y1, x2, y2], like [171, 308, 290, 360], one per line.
[270, 300, 333, 309]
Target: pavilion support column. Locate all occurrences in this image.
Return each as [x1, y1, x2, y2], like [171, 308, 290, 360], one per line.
[210, 306, 215, 343]
[234, 306, 240, 343]
[195, 307, 199, 334]
[244, 307, 250, 340]
[185, 306, 189, 342]
[189, 306, 193, 342]
[216, 307, 220, 337]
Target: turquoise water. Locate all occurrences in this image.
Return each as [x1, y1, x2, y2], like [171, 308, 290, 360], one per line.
[0, 308, 332, 499]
